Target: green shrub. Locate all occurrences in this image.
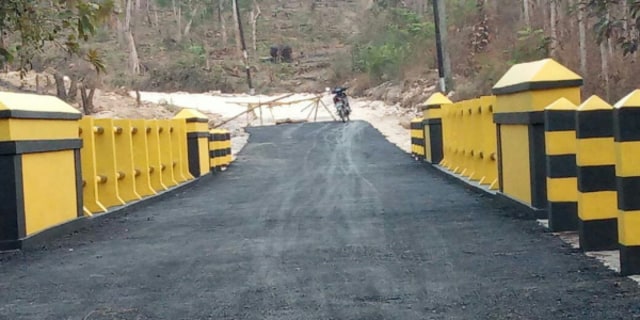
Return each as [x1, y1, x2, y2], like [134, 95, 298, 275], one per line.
[509, 28, 550, 64]
[351, 8, 435, 84]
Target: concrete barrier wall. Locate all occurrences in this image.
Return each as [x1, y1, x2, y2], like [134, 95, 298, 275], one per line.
[0, 92, 233, 251]
[438, 95, 498, 190]
[412, 57, 640, 276]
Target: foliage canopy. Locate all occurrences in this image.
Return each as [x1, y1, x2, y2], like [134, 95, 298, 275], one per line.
[0, 0, 114, 74]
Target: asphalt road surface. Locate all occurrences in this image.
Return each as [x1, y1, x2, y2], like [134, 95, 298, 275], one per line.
[1, 121, 639, 320]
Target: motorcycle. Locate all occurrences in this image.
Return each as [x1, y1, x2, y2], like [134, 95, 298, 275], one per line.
[332, 86, 351, 123]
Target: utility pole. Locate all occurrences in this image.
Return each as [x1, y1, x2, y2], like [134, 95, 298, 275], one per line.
[233, 0, 255, 95]
[432, 0, 452, 93]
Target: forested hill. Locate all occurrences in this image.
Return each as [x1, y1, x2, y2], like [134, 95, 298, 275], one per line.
[0, 0, 638, 106]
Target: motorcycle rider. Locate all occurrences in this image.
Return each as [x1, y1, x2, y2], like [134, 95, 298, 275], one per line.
[331, 86, 351, 114]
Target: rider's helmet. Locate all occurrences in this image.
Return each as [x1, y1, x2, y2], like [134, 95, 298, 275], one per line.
[332, 86, 347, 95]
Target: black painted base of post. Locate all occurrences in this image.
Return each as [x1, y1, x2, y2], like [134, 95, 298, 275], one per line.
[0, 240, 20, 251]
[620, 245, 640, 276]
[578, 218, 618, 251]
[548, 201, 578, 232]
[495, 192, 547, 220]
[428, 123, 443, 164]
[187, 137, 201, 178]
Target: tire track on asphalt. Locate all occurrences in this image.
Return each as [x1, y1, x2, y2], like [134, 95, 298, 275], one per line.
[238, 123, 336, 318]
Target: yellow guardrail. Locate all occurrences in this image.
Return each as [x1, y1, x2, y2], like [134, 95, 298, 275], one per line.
[439, 95, 498, 190]
[415, 58, 640, 276]
[0, 91, 233, 250]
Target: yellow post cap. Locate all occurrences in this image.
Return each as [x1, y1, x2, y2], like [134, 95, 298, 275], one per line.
[614, 89, 640, 109]
[492, 58, 583, 95]
[423, 92, 453, 107]
[173, 108, 208, 120]
[0, 91, 81, 119]
[578, 95, 613, 111]
[545, 97, 578, 111]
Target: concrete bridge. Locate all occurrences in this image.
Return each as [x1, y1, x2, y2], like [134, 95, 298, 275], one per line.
[2, 58, 640, 319]
[1, 120, 639, 319]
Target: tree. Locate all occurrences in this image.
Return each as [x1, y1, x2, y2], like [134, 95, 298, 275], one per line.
[578, 0, 587, 76]
[250, 0, 260, 53]
[587, 0, 640, 56]
[0, 0, 114, 75]
[523, 0, 531, 28]
[122, 0, 142, 75]
[549, 0, 558, 57]
[219, 0, 228, 47]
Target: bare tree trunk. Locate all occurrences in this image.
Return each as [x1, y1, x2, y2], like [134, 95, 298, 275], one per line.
[53, 72, 68, 101]
[35, 74, 41, 94]
[116, 16, 125, 44]
[125, 0, 132, 30]
[79, 82, 92, 115]
[127, 31, 141, 75]
[146, 0, 153, 27]
[436, 0, 453, 90]
[540, 0, 549, 30]
[155, 10, 160, 32]
[204, 41, 211, 70]
[622, 0, 638, 61]
[416, 0, 424, 16]
[251, 2, 261, 53]
[622, 0, 629, 36]
[578, 0, 587, 77]
[88, 86, 95, 104]
[124, 0, 141, 75]
[606, 7, 614, 58]
[68, 79, 78, 101]
[549, 0, 557, 57]
[523, 0, 530, 28]
[136, 89, 141, 107]
[177, 6, 183, 42]
[219, 0, 228, 47]
[232, 0, 242, 57]
[184, 5, 200, 37]
[568, 0, 575, 29]
[600, 41, 610, 101]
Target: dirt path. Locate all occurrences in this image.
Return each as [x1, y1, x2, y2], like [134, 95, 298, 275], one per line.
[1, 121, 639, 319]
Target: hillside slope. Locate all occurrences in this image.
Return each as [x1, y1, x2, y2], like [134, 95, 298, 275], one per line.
[82, 0, 366, 95]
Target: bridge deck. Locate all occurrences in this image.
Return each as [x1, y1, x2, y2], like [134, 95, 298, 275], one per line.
[1, 121, 638, 319]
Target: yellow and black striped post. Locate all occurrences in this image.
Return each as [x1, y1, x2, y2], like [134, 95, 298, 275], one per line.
[209, 129, 225, 171]
[174, 109, 211, 178]
[575, 95, 618, 251]
[223, 130, 232, 165]
[544, 98, 578, 231]
[420, 93, 451, 164]
[410, 117, 425, 160]
[0, 92, 83, 250]
[492, 58, 582, 218]
[613, 90, 640, 275]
